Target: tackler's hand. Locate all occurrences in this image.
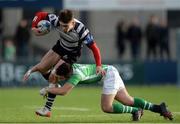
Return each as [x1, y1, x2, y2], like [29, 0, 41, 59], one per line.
[39, 87, 49, 99]
[96, 66, 106, 76]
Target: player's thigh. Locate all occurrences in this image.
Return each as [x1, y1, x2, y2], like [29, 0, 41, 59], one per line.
[39, 49, 61, 71]
[115, 88, 134, 106]
[101, 94, 116, 112]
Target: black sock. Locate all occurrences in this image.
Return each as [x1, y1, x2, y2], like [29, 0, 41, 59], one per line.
[45, 93, 56, 111]
[150, 104, 161, 113]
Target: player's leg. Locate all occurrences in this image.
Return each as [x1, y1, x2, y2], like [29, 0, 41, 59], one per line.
[36, 92, 56, 117]
[36, 85, 58, 117]
[115, 88, 173, 120]
[35, 72, 57, 117]
[37, 49, 61, 74]
[102, 66, 142, 121]
[101, 94, 140, 115]
[101, 94, 115, 113]
[101, 89, 142, 122]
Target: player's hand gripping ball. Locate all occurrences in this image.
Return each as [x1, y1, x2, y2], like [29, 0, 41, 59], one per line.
[37, 20, 51, 33]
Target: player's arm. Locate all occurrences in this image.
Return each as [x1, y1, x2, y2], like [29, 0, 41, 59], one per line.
[31, 12, 49, 36]
[80, 25, 105, 75]
[85, 37, 105, 75]
[42, 73, 80, 96]
[87, 42, 101, 66]
[47, 74, 80, 95]
[32, 27, 49, 36]
[47, 83, 74, 95]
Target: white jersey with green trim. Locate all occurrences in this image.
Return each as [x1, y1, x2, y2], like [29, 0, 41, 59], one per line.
[66, 64, 108, 86]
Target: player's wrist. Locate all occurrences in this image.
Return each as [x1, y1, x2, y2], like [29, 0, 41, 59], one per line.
[27, 69, 32, 75]
[96, 65, 102, 68]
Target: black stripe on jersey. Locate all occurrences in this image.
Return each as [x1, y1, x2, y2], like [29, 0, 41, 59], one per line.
[61, 35, 77, 43]
[74, 22, 80, 31]
[50, 19, 56, 26]
[60, 40, 78, 49]
[79, 26, 87, 39]
[81, 34, 88, 42]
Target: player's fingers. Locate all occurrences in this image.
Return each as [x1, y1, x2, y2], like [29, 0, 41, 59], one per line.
[23, 74, 28, 82]
[96, 69, 105, 76]
[102, 70, 106, 76]
[96, 70, 100, 75]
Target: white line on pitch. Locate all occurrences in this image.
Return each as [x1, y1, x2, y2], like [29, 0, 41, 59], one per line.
[23, 105, 90, 111]
[173, 112, 180, 114]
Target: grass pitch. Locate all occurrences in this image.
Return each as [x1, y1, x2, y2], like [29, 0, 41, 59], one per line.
[0, 86, 180, 123]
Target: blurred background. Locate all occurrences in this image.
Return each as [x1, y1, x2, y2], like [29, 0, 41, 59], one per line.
[0, 0, 180, 87]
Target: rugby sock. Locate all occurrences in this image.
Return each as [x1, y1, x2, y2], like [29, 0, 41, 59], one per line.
[133, 97, 161, 113]
[45, 93, 56, 111]
[113, 103, 138, 114]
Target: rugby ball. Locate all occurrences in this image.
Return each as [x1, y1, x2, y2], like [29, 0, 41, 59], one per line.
[37, 20, 51, 33]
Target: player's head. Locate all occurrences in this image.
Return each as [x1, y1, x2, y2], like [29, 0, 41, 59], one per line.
[58, 9, 75, 33]
[56, 62, 72, 80]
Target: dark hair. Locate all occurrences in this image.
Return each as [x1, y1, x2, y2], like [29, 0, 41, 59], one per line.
[56, 63, 72, 78]
[59, 9, 73, 23]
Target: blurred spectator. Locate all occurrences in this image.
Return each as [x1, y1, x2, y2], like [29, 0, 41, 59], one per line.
[159, 19, 170, 60]
[4, 39, 16, 61]
[127, 17, 142, 60]
[14, 19, 31, 59]
[0, 21, 3, 60]
[116, 20, 126, 58]
[145, 15, 160, 60]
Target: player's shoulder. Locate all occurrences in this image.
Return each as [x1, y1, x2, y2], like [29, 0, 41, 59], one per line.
[74, 18, 89, 33]
[74, 18, 82, 24]
[74, 19, 85, 27]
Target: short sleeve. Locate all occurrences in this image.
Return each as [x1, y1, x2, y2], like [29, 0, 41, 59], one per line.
[74, 19, 94, 45]
[66, 74, 81, 86]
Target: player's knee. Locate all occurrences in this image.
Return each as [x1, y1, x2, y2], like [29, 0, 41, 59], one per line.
[101, 105, 113, 113]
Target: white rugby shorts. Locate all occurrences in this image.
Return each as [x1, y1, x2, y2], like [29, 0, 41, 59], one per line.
[102, 66, 125, 95]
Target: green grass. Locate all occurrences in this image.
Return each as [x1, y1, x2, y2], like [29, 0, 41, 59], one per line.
[0, 86, 180, 123]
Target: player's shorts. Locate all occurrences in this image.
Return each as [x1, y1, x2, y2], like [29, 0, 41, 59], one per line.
[102, 66, 125, 95]
[52, 40, 81, 64]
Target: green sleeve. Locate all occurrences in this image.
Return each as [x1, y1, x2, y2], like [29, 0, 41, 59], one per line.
[66, 74, 81, 86]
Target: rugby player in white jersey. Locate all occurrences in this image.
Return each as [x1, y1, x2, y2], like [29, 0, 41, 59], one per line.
[23, 61, 173, 121]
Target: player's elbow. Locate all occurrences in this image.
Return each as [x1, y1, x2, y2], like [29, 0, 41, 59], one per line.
[60, 90, 70, 96]
[60, 91, 68, 96]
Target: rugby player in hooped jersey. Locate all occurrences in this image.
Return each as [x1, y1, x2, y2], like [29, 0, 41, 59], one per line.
[29, 9, 105, 83]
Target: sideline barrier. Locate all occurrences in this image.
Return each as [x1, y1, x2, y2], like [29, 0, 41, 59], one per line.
[0, 61, 177, 87]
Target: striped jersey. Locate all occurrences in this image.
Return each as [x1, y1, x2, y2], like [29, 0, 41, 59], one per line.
[32, 12, 94, 52]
